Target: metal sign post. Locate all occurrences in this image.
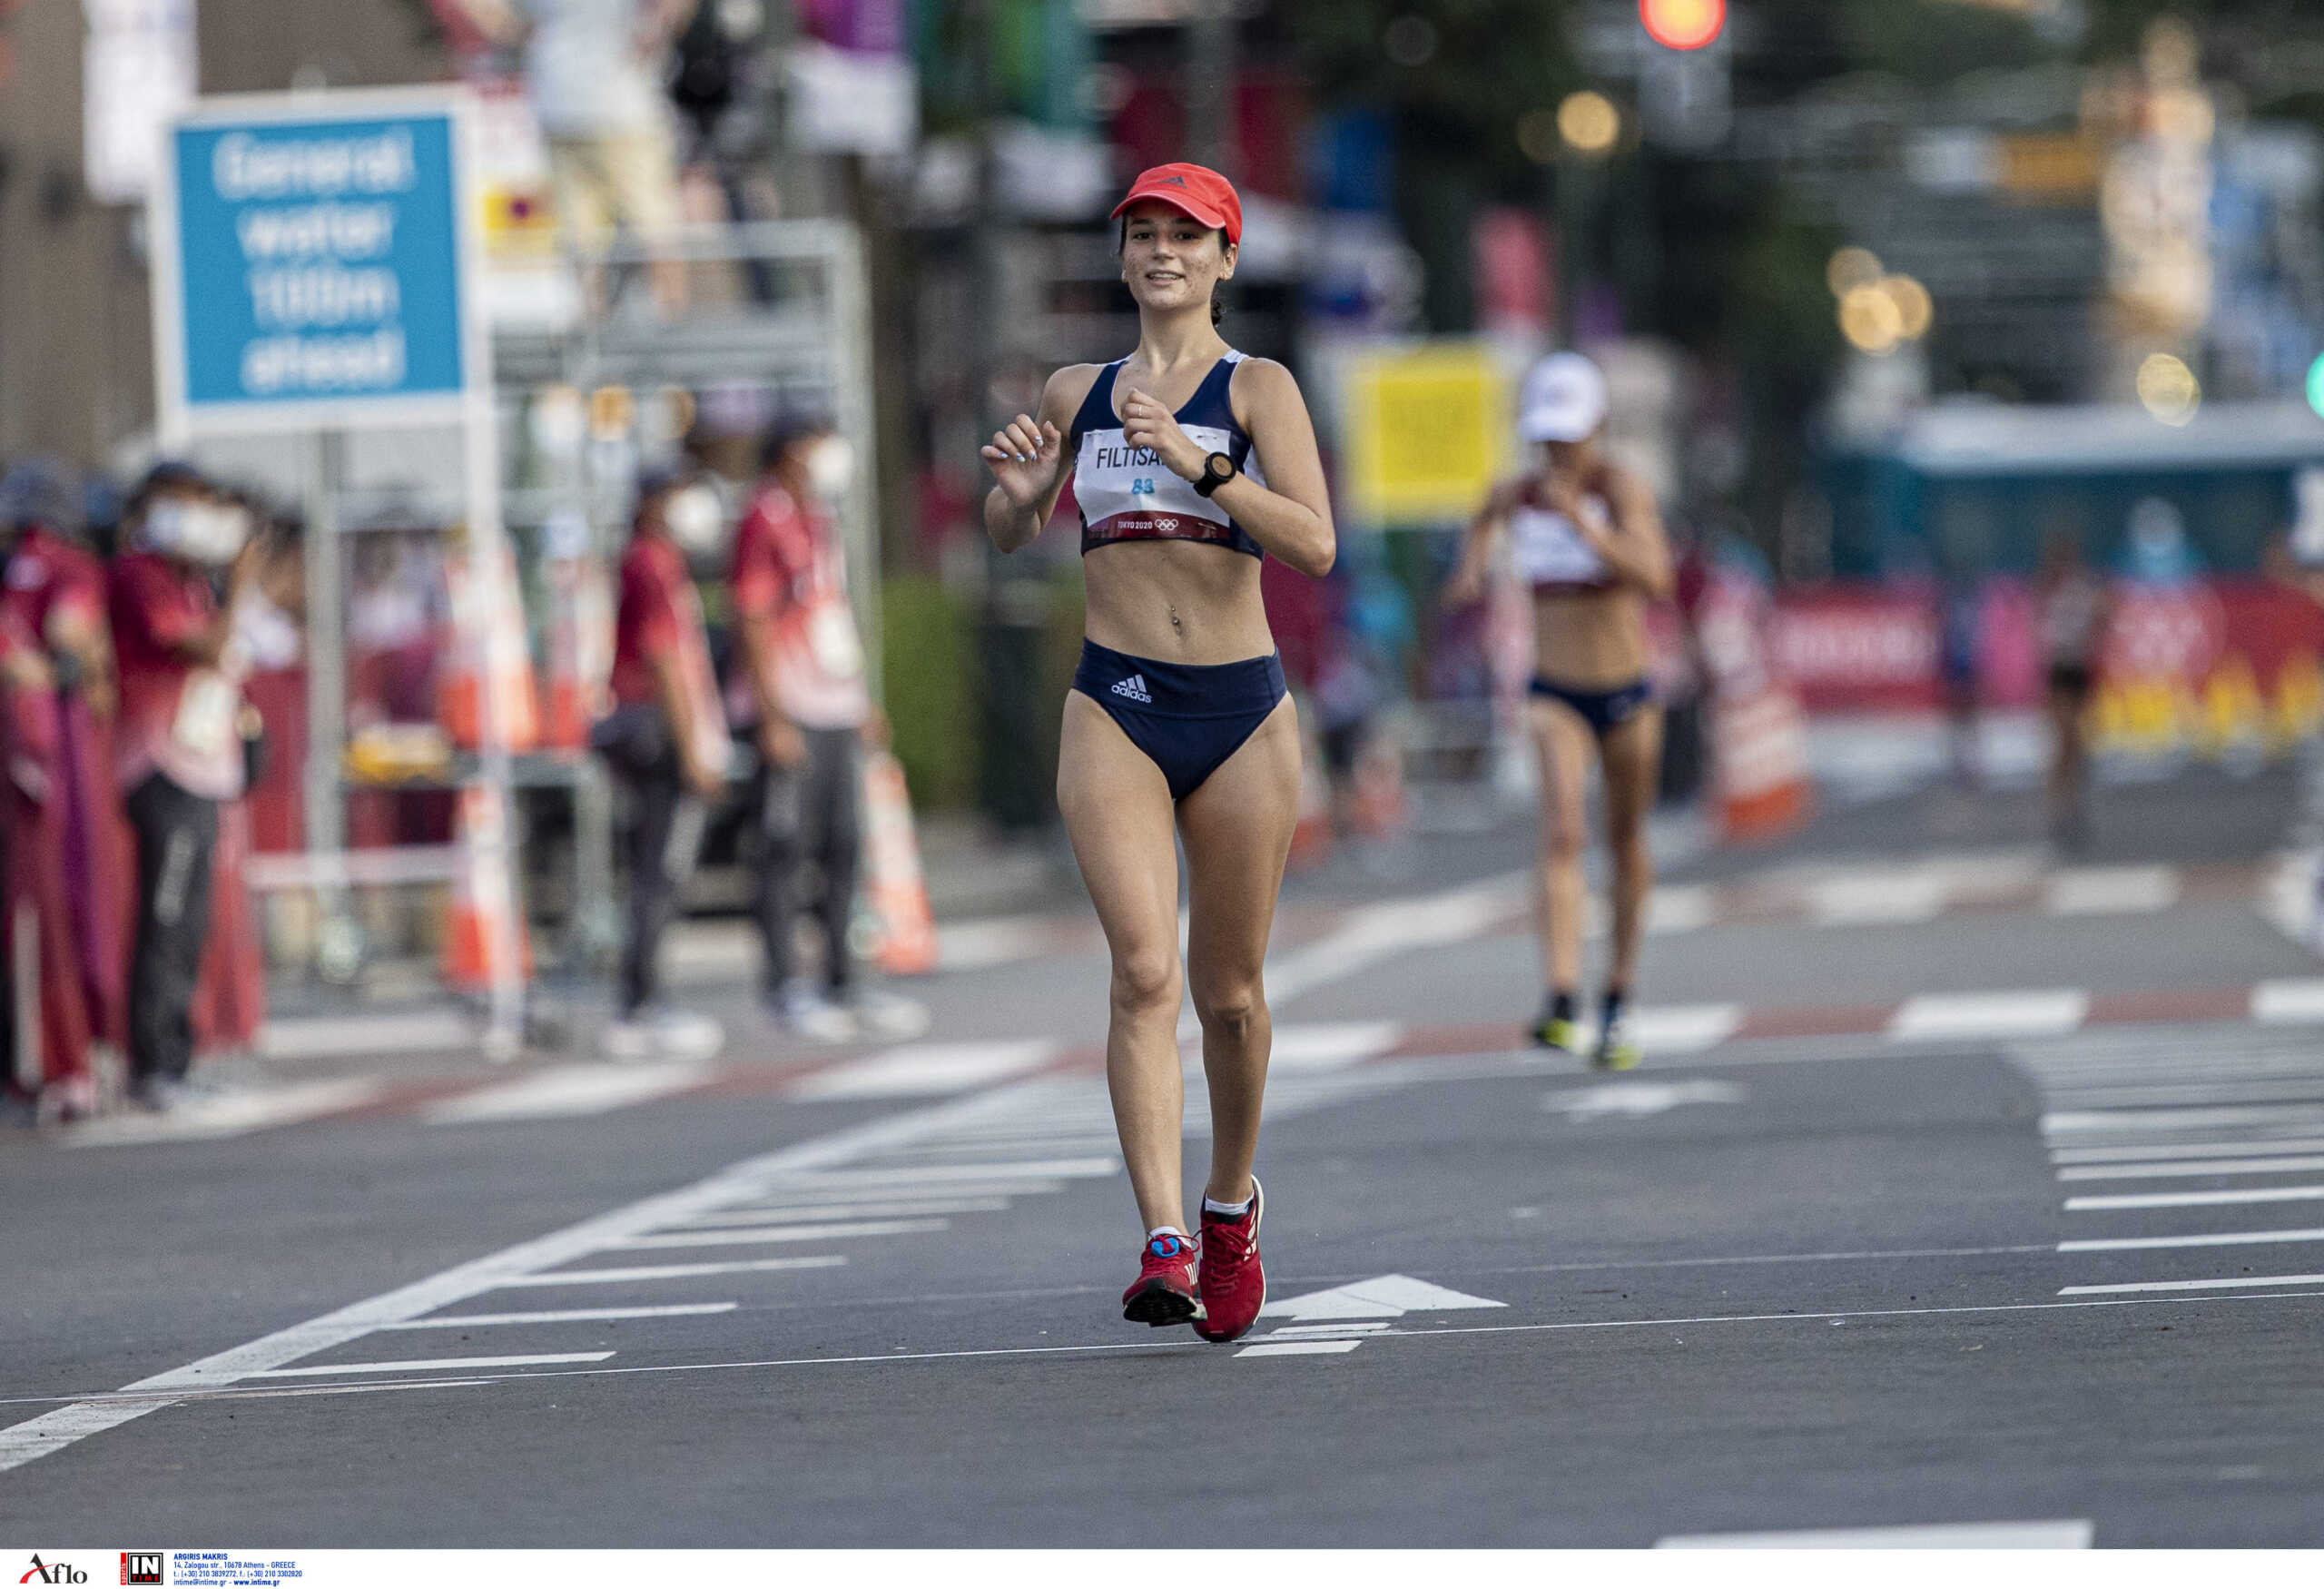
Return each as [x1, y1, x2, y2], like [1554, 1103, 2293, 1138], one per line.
[150, 85, 525, 1059]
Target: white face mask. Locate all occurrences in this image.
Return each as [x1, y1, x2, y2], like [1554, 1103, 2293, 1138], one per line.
[192, 503, 251, 564]
[141, 498, 197, 554]
[665, 483, 727, 555]
[804, 436, 856, 500]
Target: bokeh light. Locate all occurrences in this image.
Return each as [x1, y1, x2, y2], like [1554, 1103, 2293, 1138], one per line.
[1640, 0, 1726, 51]
[2307, 353, 2324, 419]
[1839, 283, 1905, 354]
[1882, 275, 1934, 340]
[1826, 246, 1884, 298]
[2136, 352, 2201, 426]
[1557, 91, 1621, 155]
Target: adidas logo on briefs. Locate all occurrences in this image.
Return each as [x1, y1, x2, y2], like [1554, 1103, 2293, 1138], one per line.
[1111, 674, 1153, 704]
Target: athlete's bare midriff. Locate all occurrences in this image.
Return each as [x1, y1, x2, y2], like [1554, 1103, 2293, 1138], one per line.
[1084, 539, 1274, 662]
[1531, 585, 1650, 689]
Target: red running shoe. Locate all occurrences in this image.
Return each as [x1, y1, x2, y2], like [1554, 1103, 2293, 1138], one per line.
[1121, 1230, 1201, 1327]
[1195, 1178, 1265, 1343]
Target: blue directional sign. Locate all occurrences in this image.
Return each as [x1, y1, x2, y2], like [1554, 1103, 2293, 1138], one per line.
[153, 91, 480, 435]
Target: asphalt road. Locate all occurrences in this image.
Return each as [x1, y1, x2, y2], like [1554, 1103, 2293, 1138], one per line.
[3, 770, 2321, 1547]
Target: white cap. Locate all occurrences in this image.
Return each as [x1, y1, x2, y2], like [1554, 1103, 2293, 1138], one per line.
[1518, 352, 1609, 443]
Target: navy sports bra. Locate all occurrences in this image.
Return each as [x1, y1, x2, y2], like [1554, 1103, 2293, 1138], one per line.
[1067, 352, 1266, 558]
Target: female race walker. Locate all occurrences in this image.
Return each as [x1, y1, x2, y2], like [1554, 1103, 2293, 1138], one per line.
[980, 163, 1334, 1343]
[1447, 352, 1672, 1070]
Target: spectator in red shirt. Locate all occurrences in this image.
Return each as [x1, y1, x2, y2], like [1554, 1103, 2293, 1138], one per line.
[0, 461, 118, 1119]
[594, 466, 730, 1061]
[107, 462, 257, 1110]
[728, 419, 925, 1041]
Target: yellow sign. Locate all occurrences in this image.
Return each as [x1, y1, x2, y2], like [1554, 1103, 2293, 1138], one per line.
[1342, 342, 1511, 528]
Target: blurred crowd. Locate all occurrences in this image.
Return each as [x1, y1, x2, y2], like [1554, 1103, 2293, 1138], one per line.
[0, 459, 298, 1125]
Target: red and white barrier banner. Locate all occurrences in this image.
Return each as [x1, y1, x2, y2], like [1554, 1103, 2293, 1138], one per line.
[1696, 564, 1813, 844]
[1770, 577, 2324, 762]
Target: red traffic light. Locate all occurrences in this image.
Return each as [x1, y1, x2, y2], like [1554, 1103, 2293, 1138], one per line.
[1640, 0, 1725, 50]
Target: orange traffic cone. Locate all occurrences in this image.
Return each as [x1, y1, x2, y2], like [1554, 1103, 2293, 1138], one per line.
[540, 538, 611, 752]
[861, 748, 937, 975]
[438, 537, 543, 754]
[440, 783, 533, 992]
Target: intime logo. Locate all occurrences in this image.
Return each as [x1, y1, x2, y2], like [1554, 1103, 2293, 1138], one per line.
[120, 1554, 163, 1586]
[20, 1558, 89, 1585]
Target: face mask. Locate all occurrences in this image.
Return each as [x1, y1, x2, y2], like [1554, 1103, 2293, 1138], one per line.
[141, 498, 197, 554]
[804, 436, 855, 500]
[178, 503, 250, 565]
[665, 484, 726, 555]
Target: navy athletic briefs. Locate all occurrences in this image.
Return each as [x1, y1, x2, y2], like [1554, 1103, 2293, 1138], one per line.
[1529, 674, 1654, 735]
[1073, 638, 1286, 800]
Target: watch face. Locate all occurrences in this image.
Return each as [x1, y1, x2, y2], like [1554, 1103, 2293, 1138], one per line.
[1208, 454, 1234, 480]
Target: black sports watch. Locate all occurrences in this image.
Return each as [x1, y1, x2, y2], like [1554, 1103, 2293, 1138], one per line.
[1192, 451, 1237, 498]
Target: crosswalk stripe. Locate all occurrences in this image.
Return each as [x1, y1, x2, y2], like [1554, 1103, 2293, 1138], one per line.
[2043, 1104, 2324, 1135]
[2059, 1274, 2324, 1296]
[2064, 1184, 2324, 1211]
[2060, 1228, 2324, 1253]
[492, 1256, 847, 1287]
[1659, 1521, 2093, 1549]
[2043, 867, 2179, 916]
[1892, 991, 2087, 1042]
[251, 1352, 615, 1377]
[611, 1219, 948, 1249]
[2253, 979, 2324, 1023]
[2055, 1155, 2324, 1181]
[793, 1041, 1060, 1100]
[379, 1305, 737, 1328]
[422, 1063, 717, 1124]
[2052, 1137, 2324, 1164]
[674, 1199, 1011, 1227]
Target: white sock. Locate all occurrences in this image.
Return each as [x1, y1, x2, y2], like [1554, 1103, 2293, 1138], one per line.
[1202, 1194, 1253, 1218]
[1147, 1225, 1187, 1242]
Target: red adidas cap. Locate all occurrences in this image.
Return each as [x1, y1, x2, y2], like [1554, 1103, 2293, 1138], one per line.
[1110, 163, 1243, 247]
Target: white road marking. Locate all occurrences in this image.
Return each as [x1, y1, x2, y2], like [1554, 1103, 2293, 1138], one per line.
[18, 1292, 2306, 1412]
[257, 1009, 477, 1061]
[494, 1257, 847, 1287]
[611, 1219, 949, 1248]
[793, 1041, 1060, 1100]
[1626, 1004, 1744, 1054]
[752, 1158, 1118, 1188]
[2053, 1137, 2324, 1163]
[1807, 872, 1949, 925]
[1659, 1520, 2093, 1549]
[57, 1078, 389, 1148]
[2064, 1184, 2324, 1211]
[2049, 1082, 2324, 1109]
[421, 1062, 716, 1124]
[1265, 1022, 1403, 1072]
[2253, 979, 2324, 1023]
[251, 1352, 615, 1377]
[2043, 1104, 2324, 1135]
[1261, 1274, 1507, 1322]
[1890, 990, 2087, 1042]
[1544, 1079, 1746, 1120]
[1266, 1322, 1392, 1337]
[673, 1199, 1012, 1226]
[935, 915, 1077, 972]
[2056, 1155, 2324, 1181]
[1644, 883, 1718, 934]
[2060, 1274, 2324, 1297]
[379, 1304, 738, 1328]
[2043, 866, 2178, 916]
[1261, 873, 1521, 1011]
[0, 1080, 1066, 1476]
[1236, 1340, 1363, 1357]
[2060, 1229, 2324, 1253]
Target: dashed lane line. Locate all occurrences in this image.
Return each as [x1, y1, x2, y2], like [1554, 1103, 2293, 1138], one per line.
[1660, 1520, 2093, 1549]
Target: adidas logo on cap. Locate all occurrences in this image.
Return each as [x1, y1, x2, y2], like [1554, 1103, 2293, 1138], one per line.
[1111, 674, 1153, 704]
